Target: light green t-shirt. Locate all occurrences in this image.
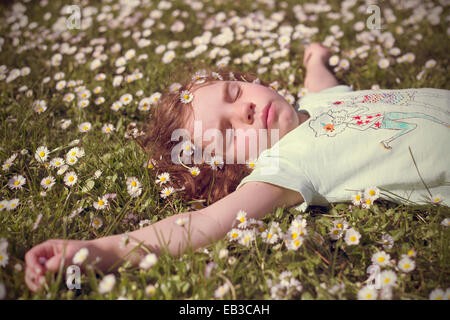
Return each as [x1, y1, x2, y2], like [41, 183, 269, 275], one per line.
[236, 85, 450, 211]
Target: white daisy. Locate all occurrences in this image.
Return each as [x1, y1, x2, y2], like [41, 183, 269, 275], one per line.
[0, 200, 8, 211]
[440, 218, 450, 227]
[149, 92, 162, 104]
[66, 154, 78, 166]
[72, 248, 89, 265]
[180, 90, 193, 104]
[344, 228, 361, 246]
[189, 166, 200, 176]
[98, 274, 116, 294]
[329, 227, 343, 240]
[246, 158, 257, 169]
[35, 146, 49, 162]
[236, 210, 247, 228]
[77, 99, 90, 109]
[208, 155, 224, 170]
[120, 93, 133, 105]
[49, 157, 65, 168]
[145, 284, 156, 297]
[377, 58, 390, 69]
[139, 253, 158, 270]
[175, 216, 190, 227]
[7, 199, 19, 211]
[214, 283, 230, 299]
[138, 98, 151, 111]
[93, 196, 109, 210]
[0, 250, 9, 267]
[169, 82, 182, 93]
[91, 216, 103, 229]
[61, 119, 72, 129]
[371, 250, 391, 267]
[239, 230, 255, 247]
[429, 288, 445, 300]
[63, 171, 78, 187]
[380, 270, 398, 288]
[364, 186, 380, 200]
[78, 122, 92, 132]
[431, 194, 443, 204]
[155, 172, 170, 186]
[102, 123, 115, 134]
[398, 257, 415, 273]
[57, 165, 69, 175]
[110, 101, 123, 111]
[286, 237, 304, 251]
[7, 174, 26, 190]
[352, 192, 363, 206]
[40, 176, 56, 190]
[227, 228, 241, 241]
[357, 285, 378, 300]
[160, 186, 174, 199]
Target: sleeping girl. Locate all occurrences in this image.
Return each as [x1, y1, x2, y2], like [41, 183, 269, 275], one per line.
[24, 43, 450, 292]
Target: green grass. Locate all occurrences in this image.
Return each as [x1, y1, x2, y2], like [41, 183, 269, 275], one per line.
[0, 0, 449, 300]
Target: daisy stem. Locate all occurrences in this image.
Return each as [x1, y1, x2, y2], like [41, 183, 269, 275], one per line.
[207, 171, 215, 206]
[330, 239, 341, 277]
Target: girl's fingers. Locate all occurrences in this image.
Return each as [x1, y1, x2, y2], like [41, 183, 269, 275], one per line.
[25, 266, 41, 292]
[25, 240, 58, 275]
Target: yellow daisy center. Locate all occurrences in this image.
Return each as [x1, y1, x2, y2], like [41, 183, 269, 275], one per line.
[404, 264, 410, 269]
[98, 200, 104, 206]
[369, 190, 376, 196]
[239, 217, 245, 223]
[350, 236, 356, 242]
[11, 203, 16, 207]
[14, 180, 19, 185]
[378, 257, 385, 262]
[294, 240, 300, 247]
[160, 177, 166, 181]
[291, 233, 298, 240]
[40, 152, 45, 157]
[355, 195, 361, 201]
[131, 181, 137, 187]
[232, 233, 238, 238]
[337, 223, 342, 229]
[46, 180, 51, 184]
[69, 176, 74, 182]
[267, 233, 272, 238]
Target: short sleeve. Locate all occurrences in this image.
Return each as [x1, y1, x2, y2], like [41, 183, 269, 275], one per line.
[317, 85, 353, 94]
[297, 85, 353, 111]
[235, 144, 317, 209]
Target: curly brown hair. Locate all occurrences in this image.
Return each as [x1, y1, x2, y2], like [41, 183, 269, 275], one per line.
[130, 66, 275, 207]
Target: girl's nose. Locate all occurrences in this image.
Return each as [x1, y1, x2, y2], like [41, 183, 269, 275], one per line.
[244, 103, 255, 123]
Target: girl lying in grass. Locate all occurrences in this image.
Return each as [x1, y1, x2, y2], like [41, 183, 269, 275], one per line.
[24, 43, 450, 292]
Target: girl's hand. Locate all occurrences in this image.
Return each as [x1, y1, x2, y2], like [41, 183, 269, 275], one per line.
[24, 239, 91, 292]
[303, 42, 332, 68]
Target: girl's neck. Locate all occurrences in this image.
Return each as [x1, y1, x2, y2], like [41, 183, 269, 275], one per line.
[297, 110, 310, 126]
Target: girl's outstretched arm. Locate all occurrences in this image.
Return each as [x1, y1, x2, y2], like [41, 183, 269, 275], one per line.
[25, 181, 304, 291]
[303, 42, 339, 93]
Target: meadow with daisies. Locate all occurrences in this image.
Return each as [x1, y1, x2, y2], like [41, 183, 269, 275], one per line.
[0, 0, 449, 300]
